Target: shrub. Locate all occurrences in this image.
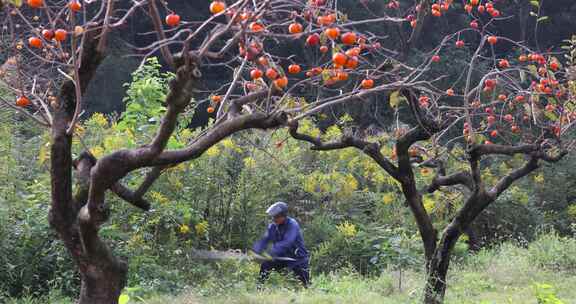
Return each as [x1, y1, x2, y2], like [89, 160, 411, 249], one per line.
[528, 233, 576, 272]
[534, 283, 566, 304]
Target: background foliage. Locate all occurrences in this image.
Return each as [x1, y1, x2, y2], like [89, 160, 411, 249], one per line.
[1, 59, 576, 302]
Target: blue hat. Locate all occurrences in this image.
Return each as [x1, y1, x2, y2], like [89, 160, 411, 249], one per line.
[266, 201, 288, 217]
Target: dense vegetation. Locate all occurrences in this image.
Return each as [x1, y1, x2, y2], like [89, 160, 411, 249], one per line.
[2, 59, 576, 303]
[2, 0, 576, 303]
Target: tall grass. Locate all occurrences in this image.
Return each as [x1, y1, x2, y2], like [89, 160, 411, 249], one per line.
[6, 233, 576, 304]
[149, 233, 576, 304]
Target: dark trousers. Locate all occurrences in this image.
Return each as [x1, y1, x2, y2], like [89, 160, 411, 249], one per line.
[258, 260, 310, 288]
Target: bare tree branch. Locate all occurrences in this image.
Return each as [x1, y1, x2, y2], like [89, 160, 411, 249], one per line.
[149, 111, 288, 166]
[489, 156, 539, 198]
[470, 143, 538, 157]
[427, 171, 474, 193]
[148, 0, 175, 67]
[110, 183, 151, 211]
[134, 166, 165, 198]
[288, 121, 400, 178]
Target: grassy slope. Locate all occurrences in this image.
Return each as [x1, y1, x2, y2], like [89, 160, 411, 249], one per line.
[7, 235, 576, 304]
[147, 240, 576, 304]
[148, 269, 575, 304]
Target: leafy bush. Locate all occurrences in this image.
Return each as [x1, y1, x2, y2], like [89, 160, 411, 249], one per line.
[311, 224, 422, 276]
[528, 233, 576, 272]
[534, 283, 565, 304]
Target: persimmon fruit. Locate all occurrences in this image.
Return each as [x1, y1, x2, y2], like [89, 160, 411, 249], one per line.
[165, 13, 181, 27]
[16, 96, 31, 107]
[210, 1, 226, 14]
[288, 64, 301, 74]
[250, 68, 263, 79]
[325, 27, 340, 40]
[27, 0, 43, 8]
[341, 32, 357, 45]
[54, 29, 68, 42]
[361, 79, 374, 89]
[69, 1, 81, 12]
[28, 37, 43, 48]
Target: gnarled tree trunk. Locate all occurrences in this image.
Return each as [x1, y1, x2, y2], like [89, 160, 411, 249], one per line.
[48, 93, 128, 304]
[422, 226, 461, 304]
[422, 190, 496, 304]
[45, 27, 130, 302]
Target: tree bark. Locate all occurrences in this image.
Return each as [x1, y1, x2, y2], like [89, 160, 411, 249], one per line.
[49, 99, 128, 304]
[422, 226, 461, 304]
[76, 205, 128, 304]
[421, 191, 494, 304]
[47, 32, 129, 301]
[400, 179, 437, 264]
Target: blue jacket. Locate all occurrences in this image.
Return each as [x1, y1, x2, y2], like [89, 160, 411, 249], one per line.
[253, 217, 309, 266]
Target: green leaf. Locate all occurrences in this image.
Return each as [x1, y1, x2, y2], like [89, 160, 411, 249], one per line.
[526, 65, 538, 77]
[8, 0, 23, 7]
[537, 16, 549, 23]
[544, 110, 558, 121]
[167, 136, 184, 150]
[546, 96, 558, 105]
[389, 91, 401, 108]
[321, 69, 331, 82]
[474, 134, 486, 145]
[389, 91, 407, 108]
[118, 294, 130, 304]
[530, 0, 539, 8]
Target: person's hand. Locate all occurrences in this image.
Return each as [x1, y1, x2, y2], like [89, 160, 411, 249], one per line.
[262, 252, 273, 260]
[248, 250, 273, 262]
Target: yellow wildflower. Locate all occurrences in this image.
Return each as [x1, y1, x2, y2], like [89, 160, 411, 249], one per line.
[103, 135, 124, 151]
[337, 173, 358, 198]
[179, 224, 190, 234]
[179, 128, 193, 142]
[533, 174, 544, 184]
[324, 125, 342, 140]
[221, 138, 235, 150]
[195, 221, 209, 236]
[510, 186, 530, 204]
[243, 157, 256, 169]
[74, 124, 85, 137]
[90, 146, 104, 158]
[206, 146, 220, 157]
[423, 195, 435, 213]
[38, 143, 50, 165]
[89, 113, 108, 128]
[304, 176, 317, 193]
[382, 193, 395, 205]
[337, 221, 358, 239]
[150, 191, 169, 205]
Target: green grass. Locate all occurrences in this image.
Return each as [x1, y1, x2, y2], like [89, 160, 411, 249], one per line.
[145, 267, 576, 304]
[144, 266, 576, 304]
[145, 236, 576, 304]
[8, 234, 576, 304]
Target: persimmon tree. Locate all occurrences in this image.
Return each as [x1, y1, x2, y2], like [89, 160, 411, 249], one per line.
[283, 2, 576, 304]
[291, 50, 575, 303]
[0, 0, 436, 303]
[1, 0, 573, 304]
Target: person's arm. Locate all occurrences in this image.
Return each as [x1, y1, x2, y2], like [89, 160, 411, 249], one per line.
[252, 225, 272, 254]
[270, 223, 299, 257]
